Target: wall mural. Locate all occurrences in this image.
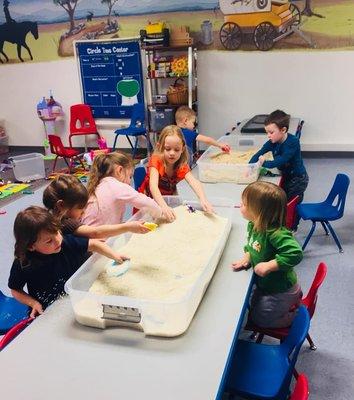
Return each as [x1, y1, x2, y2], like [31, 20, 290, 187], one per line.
[0, 0, 353, 64]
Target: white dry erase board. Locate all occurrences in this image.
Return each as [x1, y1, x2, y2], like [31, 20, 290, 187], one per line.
[74, 38, 144, 119]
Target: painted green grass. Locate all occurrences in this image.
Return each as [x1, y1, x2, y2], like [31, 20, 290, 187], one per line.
[302, 3, 354, 37]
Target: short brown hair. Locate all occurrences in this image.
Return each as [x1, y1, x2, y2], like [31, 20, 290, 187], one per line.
[14, 206, 60, 264]
[264, 110, 290, 132]
[43, 174, 88, 212]
[175, 106, 196, 125]
[242, 181, 286, 232]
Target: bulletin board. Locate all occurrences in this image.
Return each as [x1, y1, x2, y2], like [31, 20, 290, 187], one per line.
[74, 38, 144, 119]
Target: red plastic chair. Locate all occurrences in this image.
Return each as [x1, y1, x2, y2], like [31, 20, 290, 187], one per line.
[0, 317, 33, 351]
[246, 262, 328, 352]
[286, 195, 300, 230]
[48, 134, 85, 173]
[69, 104, 101, 148]
[290, 374, 309, 400]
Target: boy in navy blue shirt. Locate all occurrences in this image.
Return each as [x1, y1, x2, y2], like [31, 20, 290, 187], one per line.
[8, 206, 129, 318]
[175, 106, 230, 166]
[249, 110, 309, 204]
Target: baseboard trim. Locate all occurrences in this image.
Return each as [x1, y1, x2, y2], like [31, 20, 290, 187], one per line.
[8, 146, 147, 156]
[302, 151, 354, 158]
[7, 146, 354, 159]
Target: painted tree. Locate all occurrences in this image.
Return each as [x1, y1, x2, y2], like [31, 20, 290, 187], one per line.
[301, 0, 324, 18]
[101, 0, 119, 24]
[53, 0, 79, 32]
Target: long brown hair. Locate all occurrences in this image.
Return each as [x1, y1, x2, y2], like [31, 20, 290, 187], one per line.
[43, 174, 88, 215]
[14, 206, 60, 265]
[154, 125, 189, 170]
[87, 152, 134, 197]
[242, 181, 287, 232]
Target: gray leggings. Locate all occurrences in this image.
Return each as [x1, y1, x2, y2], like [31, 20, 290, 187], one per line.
[250, 284, 302, 328]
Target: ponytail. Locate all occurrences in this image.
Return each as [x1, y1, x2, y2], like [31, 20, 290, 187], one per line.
[43, 175, 88, 213]
[87, 152, 134, 196]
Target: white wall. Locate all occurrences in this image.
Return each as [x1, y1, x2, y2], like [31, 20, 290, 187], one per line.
[198, 50, 354, 151]
[1, 50, 354, 151]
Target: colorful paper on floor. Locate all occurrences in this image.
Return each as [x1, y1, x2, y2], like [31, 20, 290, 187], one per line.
[48, 169, 90, 183]
[0, 183, 30, 199]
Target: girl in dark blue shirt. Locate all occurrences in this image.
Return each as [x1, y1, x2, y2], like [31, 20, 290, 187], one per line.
[8, 206, 128, 318]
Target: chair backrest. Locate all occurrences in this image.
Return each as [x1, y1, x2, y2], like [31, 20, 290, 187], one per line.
[290, 374, 309, 400]
[48, 134, 66, 156]
[324, 173, 350, 218]
[276, 306, 310, 399]
[0, 289, 30, 335]
[282, 305, 310, 363]
[129, 103, 146, 129]
[0, 317, 33, 351]
[302, 262, 327, 319]
[70, 104, 98, 134]
[286, 195, 300, 230]
[133, 158, 147, 190]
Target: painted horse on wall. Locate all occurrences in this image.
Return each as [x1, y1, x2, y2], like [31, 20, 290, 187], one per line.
[0, 21, 39, 63]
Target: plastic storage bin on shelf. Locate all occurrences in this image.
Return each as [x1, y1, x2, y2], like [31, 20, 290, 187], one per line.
[197, 135, 261, 184]
[10, 153, 45, 182]
[65, 196, 233, 337]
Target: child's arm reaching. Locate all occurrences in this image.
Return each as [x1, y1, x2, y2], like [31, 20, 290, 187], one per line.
[11, 289, 43, 318]
[74, 221, 150, 239]
[88, 239, 129, 264]
[184, 172, 214, 214]
[249, 141, 273, 164]
[196, 134, 230, 153]
[232, 252, 251, 271]
[149, 167, 176, 222]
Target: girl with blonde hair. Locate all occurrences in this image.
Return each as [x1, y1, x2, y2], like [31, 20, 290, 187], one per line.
[82, 152, 162, 226]
[232, 181, 303, 328]
[139, 125, 213, 222]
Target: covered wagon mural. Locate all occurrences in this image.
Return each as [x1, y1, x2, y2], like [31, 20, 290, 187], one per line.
[0, 0, 353, 64]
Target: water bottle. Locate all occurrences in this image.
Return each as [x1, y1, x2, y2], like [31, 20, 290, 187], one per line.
[37, 97, 49, 118]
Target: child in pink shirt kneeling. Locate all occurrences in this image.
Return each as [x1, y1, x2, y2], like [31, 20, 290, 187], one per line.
[82, 152, 163, 226]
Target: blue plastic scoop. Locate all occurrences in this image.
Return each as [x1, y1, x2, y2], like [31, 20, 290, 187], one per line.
[107, 260, 131, 277]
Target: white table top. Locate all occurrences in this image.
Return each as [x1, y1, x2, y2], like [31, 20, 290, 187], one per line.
[1, 174, 279, 400]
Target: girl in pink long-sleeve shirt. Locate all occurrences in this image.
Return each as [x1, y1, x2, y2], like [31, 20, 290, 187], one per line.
[82, 152, 162, 226]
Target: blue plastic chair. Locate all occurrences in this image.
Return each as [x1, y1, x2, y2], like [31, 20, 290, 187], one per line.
[226, 305, 310, 400]
[133, 158, 147, 190]
[112, 103, 150, 158]
[297, 173, 350, 253]
[0, 289, 29, 335]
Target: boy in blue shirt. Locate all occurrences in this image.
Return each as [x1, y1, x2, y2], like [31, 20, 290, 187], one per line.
[249, 110, 308, 204]
[175, 106, 230, 166]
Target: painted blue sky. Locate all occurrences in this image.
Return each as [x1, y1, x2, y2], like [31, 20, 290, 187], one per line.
[0, 0, 219, 24]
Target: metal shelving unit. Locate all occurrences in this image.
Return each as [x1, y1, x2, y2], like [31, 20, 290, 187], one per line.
[142, 46, 197, 133]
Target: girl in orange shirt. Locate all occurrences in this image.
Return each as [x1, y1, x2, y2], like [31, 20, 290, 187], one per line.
[140, 125, 213, 222]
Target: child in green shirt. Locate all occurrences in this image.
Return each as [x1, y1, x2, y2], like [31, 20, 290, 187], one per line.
[232, 181, 303, 328]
